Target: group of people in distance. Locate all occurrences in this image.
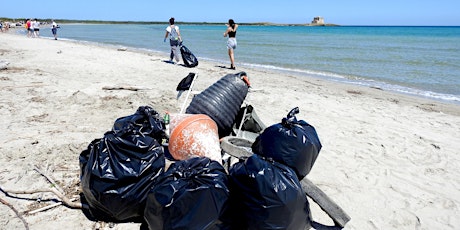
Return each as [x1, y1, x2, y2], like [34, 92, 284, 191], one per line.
[0, 21, 10, 32]
[24, 19, 59, 40]
[164, 17, 238, 70]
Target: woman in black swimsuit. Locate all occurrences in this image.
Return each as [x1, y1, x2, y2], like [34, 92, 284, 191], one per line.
[223, 19, 238, 70]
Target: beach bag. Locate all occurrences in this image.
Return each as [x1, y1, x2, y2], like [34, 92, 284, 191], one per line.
[144, 157, 229, 230]
[79, 106, 166, 222]
[223, 154, 311, 230]
[252, 107, 322, 180]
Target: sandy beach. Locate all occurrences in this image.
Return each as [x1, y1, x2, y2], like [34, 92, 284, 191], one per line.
[1, 32, 460, 229]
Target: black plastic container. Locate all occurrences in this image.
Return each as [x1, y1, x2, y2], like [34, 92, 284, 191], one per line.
[186, 72, 250, 138]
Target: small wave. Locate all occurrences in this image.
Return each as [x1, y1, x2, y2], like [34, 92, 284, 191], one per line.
[341, 78, 460, 104]
[234, 61, 460, 104]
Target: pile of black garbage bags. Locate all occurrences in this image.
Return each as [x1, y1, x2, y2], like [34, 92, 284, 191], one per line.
[79, 73, 322, 230]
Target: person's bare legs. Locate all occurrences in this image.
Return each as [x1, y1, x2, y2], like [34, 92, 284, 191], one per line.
[228, 49, 235, 69]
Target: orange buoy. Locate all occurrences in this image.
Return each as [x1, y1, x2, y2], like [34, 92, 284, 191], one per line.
[168, 114, 222, 163]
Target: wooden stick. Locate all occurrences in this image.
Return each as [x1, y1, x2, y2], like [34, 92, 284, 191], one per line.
[301, 179, 351, 228]
[28, 202, 63, 214]
[33, 165, 65, 194]
[102, 86, 152, 91]
[1, 187, 86, 209]
[0, 197, 29, 230]
[27, 198, 77, 214]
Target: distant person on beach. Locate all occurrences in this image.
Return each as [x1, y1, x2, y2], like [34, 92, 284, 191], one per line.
[223, 19, 238, 70]
[0, 22, 3, 32]
[32, 19, 40, 37]
[26, 19, 33, 37]
[51, 20, 59, 40]
[2, 22, 9, 32]
[164, 17, 182, 64]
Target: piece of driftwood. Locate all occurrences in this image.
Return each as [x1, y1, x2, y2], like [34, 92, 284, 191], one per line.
[0, 166, 86, 229]
[1, 187, 84, 209]
[220, 136, 351, 228]
[0, 166, 86, 210]
[0, 197, 29, 230]
[28, 201, 63, 214]
[102, 86, 152, 91]
[300, 178, 351, 228]
[28, 198, 77, 214]
[33, 165, 65, 194]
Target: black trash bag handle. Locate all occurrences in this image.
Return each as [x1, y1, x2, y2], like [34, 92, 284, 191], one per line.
[282, 107, 300, 126]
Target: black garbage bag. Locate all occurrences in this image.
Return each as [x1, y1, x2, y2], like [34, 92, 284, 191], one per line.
[223, 154, 311, 230]
[144, 157, 229, 230]
[180, 44, 199, 68]
[79, 106, 166, 222]
[186, 72, 250, 138]
[252, 107, 322, 180]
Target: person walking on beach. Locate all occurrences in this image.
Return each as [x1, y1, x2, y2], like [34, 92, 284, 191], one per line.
[223, 19, 238, 70]
[164, 17, 182, 64]
[51, 20, 59, 40]
[32, 19, 40, 37]
[26, 19, 33, 37]
[25, 19, 29, 37]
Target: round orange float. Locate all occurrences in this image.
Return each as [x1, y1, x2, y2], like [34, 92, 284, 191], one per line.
[168, 114, 222, 163]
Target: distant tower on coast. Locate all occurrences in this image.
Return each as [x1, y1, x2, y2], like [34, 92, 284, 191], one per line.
[311, 16, 325, 25]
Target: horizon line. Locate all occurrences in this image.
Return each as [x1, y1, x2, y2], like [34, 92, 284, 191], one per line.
[1, 17, 459, 27]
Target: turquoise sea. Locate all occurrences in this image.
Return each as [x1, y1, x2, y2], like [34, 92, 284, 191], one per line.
[19, 24, 460, 104]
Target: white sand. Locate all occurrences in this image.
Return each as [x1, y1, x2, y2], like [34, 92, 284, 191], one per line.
[1, 32, 459, 229]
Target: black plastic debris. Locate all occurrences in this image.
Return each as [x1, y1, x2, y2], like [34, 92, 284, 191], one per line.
[186, 72, 250, 138]
[252, 107, 322, 180]
[176, 72, 196, 91]
[79, 106, 166, 222]
[144, 157, 229, 230]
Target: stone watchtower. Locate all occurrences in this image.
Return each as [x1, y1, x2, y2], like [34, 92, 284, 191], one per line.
[311, 17, 325, 25]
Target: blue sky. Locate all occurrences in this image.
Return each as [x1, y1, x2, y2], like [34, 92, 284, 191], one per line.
[1, 0, 459, 25]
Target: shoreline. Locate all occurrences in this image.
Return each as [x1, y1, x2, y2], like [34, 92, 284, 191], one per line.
[7, 26, 460, 106]
[1, 32, 460, 229]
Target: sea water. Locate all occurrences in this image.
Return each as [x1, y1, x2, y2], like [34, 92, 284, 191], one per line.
[24, 24, 460, 104]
